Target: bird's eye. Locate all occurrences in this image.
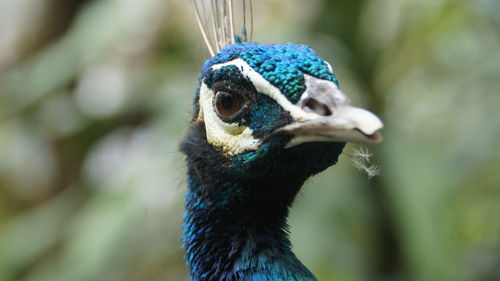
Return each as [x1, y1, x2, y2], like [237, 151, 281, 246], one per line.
[214, 91, 245, 120]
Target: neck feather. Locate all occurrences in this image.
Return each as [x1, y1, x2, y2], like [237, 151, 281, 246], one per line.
[183, 170, 317, 281]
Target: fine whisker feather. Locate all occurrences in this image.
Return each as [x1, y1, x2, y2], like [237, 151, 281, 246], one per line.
[249, 0, 253, 41]
[352, 146, 373, 162]
[344, 146, 382, 178]
[243, 0, 247, 41]
[220, 0, 226, 47]
[228, 0, 235, 44]
[352, 158, 382, 178]
[192, 0, 215, 56]
[193, 0, 253, 55]
[221, 0, 231, 48]
[210, 0, 221, 52]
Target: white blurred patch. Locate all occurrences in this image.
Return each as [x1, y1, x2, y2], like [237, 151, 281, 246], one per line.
[0, 0, 46, 71]
[83, 127, 180, 208]
[75, 63, 129, 118]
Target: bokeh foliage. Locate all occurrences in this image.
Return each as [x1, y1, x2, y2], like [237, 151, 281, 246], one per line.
[0, 0, 499, 281]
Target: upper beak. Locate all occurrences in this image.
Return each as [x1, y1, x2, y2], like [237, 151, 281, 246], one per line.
[277, 75, 383, 145]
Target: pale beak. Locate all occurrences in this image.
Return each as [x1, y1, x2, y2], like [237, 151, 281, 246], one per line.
[277, 74, 383, 145]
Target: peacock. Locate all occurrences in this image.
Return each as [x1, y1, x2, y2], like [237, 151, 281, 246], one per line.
[180, 1, 383, 280]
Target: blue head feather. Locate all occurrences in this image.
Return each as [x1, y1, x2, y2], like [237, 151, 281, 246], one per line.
[202, 42, 338, 103]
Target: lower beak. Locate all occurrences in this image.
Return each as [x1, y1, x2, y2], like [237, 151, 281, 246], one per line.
[278, 105, 383, 145]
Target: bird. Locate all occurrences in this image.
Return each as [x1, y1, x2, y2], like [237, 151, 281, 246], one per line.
[180, 1, 383, 280]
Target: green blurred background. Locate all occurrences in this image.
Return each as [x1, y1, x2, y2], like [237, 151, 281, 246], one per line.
[0, 0, 499, 280]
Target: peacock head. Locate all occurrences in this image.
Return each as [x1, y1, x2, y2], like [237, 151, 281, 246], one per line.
[184, 42, 383, 182]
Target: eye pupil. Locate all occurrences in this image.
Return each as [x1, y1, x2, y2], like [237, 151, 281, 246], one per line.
[215, 91, 244, 118]
[220, 92, 234, 110]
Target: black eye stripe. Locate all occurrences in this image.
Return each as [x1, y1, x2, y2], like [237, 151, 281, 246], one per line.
[204, 65, 251, 89]
[212, 80, 253, 96]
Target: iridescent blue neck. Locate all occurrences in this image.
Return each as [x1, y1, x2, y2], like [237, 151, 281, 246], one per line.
[183, 170, 317, 281]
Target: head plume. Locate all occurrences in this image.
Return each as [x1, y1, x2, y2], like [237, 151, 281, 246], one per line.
[192, 0, 254, 56]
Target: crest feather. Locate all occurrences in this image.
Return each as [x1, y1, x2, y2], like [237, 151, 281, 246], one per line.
[192, 0, 254, 56]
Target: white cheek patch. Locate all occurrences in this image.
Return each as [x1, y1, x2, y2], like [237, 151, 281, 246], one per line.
[198, 83, 261, 156]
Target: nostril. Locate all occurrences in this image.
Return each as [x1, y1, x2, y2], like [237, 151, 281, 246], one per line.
[303, 98, 332, 116]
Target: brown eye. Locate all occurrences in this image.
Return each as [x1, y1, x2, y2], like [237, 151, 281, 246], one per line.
[214, 91, 245, 119]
